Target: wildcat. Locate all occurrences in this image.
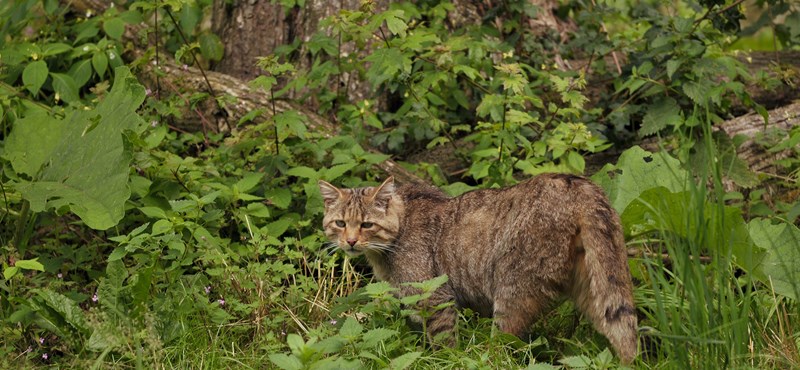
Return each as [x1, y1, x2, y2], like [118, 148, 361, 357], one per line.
[318, 174, 637, 363]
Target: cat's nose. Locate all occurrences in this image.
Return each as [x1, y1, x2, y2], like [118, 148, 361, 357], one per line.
[346, 239, 357, 246]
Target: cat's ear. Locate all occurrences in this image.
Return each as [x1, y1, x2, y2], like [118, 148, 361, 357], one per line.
[370, 176, 395, 211]
[318, 180, 343, 207]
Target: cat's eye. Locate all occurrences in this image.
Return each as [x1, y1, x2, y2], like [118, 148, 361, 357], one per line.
[334, 220, 346, 227]
[361, 222, 374, 229]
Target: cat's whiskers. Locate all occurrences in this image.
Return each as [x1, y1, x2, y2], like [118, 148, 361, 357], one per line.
[365, 242, 397, 255]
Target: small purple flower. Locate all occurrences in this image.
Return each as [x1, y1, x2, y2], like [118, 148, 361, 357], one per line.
[150, 120, 158, 127]
[38, 337, 44, 344]
[42, 353, 48, 360]
[145, 88, 152, 96]
[182, 64, 189, 71]
[204, 286, 211, 294]
[57, 273, 63, 279]
[217, 298, 225, 306]
[329, 319, 338, 325]
[92, 293, 98, 303]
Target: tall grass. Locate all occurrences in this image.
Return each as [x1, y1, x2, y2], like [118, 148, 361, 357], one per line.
[635, 114, 797, 368]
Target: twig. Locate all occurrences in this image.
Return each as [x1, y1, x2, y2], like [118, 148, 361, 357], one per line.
[161, 78, 211, 145]
[163, 6, 232, 132]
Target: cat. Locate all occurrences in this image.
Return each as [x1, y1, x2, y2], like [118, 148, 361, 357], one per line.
[318, 174, 637, 364]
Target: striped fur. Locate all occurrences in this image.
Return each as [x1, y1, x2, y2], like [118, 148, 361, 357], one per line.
[319, 174, 637, 363]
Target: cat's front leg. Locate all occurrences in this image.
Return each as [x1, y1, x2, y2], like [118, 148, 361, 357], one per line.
[402, 285, 458, 348]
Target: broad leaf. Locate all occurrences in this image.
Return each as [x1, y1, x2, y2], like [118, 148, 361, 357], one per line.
[640, 97, 681, 136]
[591, 146, 687, 214]
[13, 67, 146, 230]
[22, 60, 48, 95]
[749, 219, 800, 300]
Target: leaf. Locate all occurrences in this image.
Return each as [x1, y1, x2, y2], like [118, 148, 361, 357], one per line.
[3, 111, 62, 177]
[15, 258, 44, 271]
[50, 72, 80, 103]
[749, 219, 800, 300]
[323, 163, 356, 181]
[274, 110, 307, 140]
[385, 10, 408, 37]
[286, 166, 319, 179]
[235, 172, 263, 193]
[92, 51, 109, 77]
[640, 97, 681, 136]
[4, 266, 20, 280]
[683, 81, 710, 106]
[390, 351, 421, 370]
[14, 67, 146, 230]
[35, 288, 89, 334]
[524, 363, 560, 370]
[558, 354, 592, 368]
[591, 146, 687, 214]
[364, 48, 411, 87]
[103, 17, 125, 40]
[245, 202, 271, 218]
[361, 328, 397, 349]
[199, 32, 224, 62]
[339, 316, 363, 338]
[70, 58, 93, 88]
[151, 219, 173, 235]
[266, 188, 292, 209]
[22, 60, 48, 95]
[268, 353, 303, 370]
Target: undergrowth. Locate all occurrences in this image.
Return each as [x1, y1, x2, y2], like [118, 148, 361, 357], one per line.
[1, 0, 799, 368]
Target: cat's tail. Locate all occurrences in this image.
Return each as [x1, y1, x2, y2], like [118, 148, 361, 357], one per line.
[573, 197, 638, 364]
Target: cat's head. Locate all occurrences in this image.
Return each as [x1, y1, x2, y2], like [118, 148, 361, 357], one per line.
[317, 177, 402, 257]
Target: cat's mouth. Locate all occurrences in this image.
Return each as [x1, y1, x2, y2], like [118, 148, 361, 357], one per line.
[339, 244, 364, 256]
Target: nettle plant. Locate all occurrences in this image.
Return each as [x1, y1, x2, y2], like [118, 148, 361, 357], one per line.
[273, 1, 610, 188]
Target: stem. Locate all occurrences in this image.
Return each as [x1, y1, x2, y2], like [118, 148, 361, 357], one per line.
[271, 88, 280, 156]
[12, 200, 30, 253]
[163, 6, 232, 133]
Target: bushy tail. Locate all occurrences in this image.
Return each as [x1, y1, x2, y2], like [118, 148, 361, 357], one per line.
[572, 200, 638, 364]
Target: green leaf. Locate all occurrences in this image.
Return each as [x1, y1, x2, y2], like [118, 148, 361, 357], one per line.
[103, 17, 125, 39]
[266, 188, 292, 209]
[286, 166, 319, 179]
[199, 33, 225, 62]
[236, 172, 263, 193]
[22, 60, 48, 95]
[558, 354, 592, 368]
[591, 146, 687, 214]
[364, 48, 411, 87]
[274, 110, 307, 140]
[15, 258, 44, 271]
[749, 219, 800, 300]
[245, 202, 271, 218]
[390, 351, 421, 370]
[70, 59, 93, 88]
[3, 266, 20, 280]
[361, 328, 397, 349]
[323, 163, 356, 181]
[340, 316, 363, 338]
[14, 67, 146, 230]
[151, 219, 173, 235]
[385, 10, 408, 37]
[41, 43, 72, 56]
[92, 51, 109, 77]
[640, 97, 681, 136]
[3, 111, 62, 177]
[35, 288, 89, 334]
[268, 353, 303, 370]
[683, 80, 711, 106]
[524, 363, 560, 370]
[51, 72, 80, 103]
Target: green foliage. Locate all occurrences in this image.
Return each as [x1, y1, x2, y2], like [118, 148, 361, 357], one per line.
[5, 67, 145, 230]
[1, 0, 799, 369]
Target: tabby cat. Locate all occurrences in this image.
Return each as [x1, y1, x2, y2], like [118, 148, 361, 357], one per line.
[318, 174, 637, 363]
